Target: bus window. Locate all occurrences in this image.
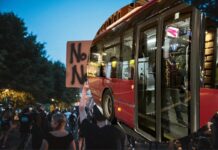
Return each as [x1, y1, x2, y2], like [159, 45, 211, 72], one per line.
[90, 45, 98, 63]
[162, 11, 191, 140]
[103, 37, 120, 78]
[199, 17, 218, 127]
[121, 29, 134, 80]
[137, 25, 157, 137]
[104, 36, 120, 48]
[88, 44, 103, 77]
[200, 18, 218, 88]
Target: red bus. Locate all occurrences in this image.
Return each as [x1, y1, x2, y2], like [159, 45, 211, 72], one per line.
[87, 0, 218, 141]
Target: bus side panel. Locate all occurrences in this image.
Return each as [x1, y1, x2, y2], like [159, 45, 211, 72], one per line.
[98, 78, 135, 127]
[116, 80, 135, 105]
[114, 101, 135, 128]
[200, 88, 218, 127]
[109, 79, 135, 128]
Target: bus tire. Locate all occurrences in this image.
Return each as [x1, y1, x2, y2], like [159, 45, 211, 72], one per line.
[102, 90, 115, 122]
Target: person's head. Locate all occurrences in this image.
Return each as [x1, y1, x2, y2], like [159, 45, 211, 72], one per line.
[22, 107, 29, 113]
[92, 105, 109, 127]
[36, 105, 43, 112]
[51, 113, 67, 130]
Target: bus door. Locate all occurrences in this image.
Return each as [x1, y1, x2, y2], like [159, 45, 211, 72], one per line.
[136, 7, 192, 141]
[161, 8, 192, 140]
[136, 22, 157, 139]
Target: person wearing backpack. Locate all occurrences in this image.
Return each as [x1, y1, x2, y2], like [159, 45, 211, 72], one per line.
[18, 107, 32, 149]
[79, 83, 126, 150]
[69, 109, 79, 150]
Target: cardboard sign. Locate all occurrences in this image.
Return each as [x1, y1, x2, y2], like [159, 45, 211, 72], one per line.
[66, 41, 92, 88]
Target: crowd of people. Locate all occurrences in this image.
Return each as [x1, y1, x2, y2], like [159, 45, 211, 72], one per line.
[0, 83, 126, 150]
[0, 83, 217, 150]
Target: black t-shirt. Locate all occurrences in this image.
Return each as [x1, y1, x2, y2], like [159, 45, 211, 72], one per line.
[44, 132, 74, 150]
[31, 124, 44, 149]
[80, 119, 126, 150]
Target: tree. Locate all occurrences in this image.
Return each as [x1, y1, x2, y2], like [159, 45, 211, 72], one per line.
[0, 12, 80, 105]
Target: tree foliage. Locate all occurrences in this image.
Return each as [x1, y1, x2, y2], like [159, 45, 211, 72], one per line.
[0, 89, 34, 108]
[0, 12, 80, 105]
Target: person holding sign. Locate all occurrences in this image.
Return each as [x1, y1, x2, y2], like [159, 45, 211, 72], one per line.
[79, 82, 126, 150]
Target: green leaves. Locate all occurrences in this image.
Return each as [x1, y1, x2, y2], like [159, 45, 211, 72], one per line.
[0, 12, 79, 105]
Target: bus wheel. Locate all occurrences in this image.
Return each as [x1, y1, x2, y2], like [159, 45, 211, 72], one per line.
[102, 90, 114, 121]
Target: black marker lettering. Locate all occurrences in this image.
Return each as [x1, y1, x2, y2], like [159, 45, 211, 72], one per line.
[71, 65, 86, 85]
[70, 43, 87, 63]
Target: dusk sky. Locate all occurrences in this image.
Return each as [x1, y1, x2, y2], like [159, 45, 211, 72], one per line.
[0, 0, 132, 65]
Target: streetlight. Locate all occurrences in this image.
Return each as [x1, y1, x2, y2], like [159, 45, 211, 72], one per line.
[51, 98, 55, 102]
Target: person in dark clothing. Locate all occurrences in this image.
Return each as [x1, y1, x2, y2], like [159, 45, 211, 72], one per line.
[40, 113, 74, 150]
[80, 118, 125, 150]
[46, 110, 58, 132]
[42, 132, 74, 150]
[18, 107, 32, 149]
[0, 109, 12, 148]
[210, 112, 218, 149]
[36, 106, 48, 132]
[162, 54, 186, 130]
[69, 110, 79, 150]
[79, 84, 126, 150]
[31, 114, 44, 150]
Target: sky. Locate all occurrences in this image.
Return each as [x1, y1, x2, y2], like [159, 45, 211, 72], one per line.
[0, 0, 132, 65]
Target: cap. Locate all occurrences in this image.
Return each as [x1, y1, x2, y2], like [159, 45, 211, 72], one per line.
[93, 105, 106, 121]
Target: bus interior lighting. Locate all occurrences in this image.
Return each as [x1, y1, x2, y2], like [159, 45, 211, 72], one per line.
[111, 61, 117, 68]
[129, 59, 135, 65]
[175, 12, 180, 20]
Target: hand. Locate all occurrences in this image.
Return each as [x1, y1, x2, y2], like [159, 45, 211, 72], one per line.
[84, 82, 89, 89]
[79, 83, 89, 123]
[79, 94, 88, 111]
[207, 121, 213, 131]
[79, 83, 89, 111]
[82, 82, 89, 96]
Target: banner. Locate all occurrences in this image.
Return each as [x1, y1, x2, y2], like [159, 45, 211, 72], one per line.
[66, 41, 92, 88]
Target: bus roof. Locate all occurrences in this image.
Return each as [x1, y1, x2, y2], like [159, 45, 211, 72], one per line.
[94, 0, 158, 41]
[92, 0, 185, 44]
[93, 0, 218, 46]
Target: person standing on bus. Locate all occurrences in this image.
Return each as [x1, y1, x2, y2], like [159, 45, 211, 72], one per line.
[164, 54, 186, 126]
